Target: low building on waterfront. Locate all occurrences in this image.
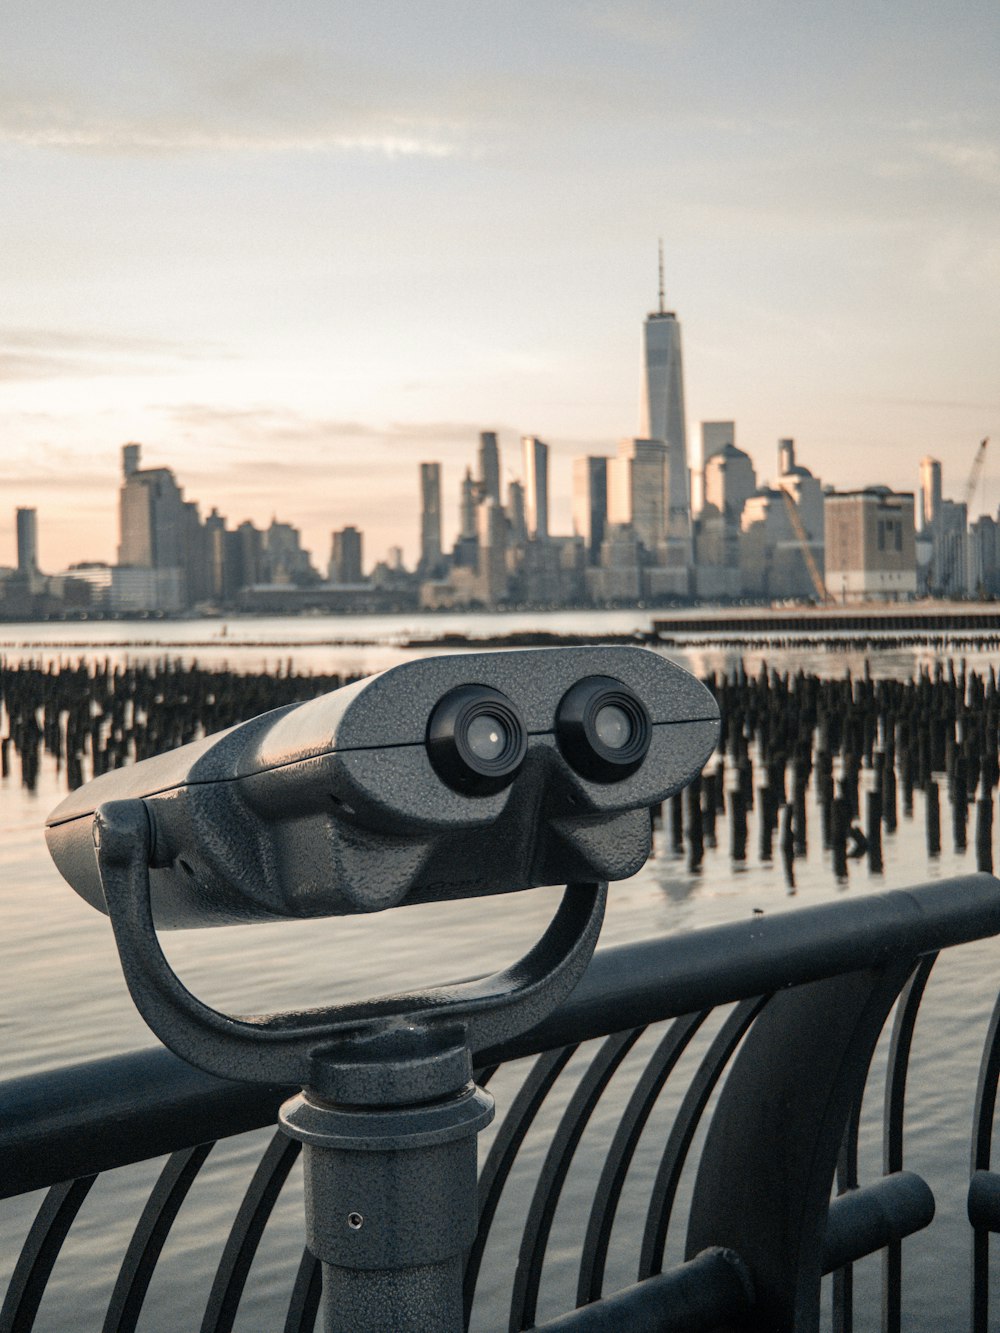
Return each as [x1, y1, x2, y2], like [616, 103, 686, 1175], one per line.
[824, 487, 917, 602]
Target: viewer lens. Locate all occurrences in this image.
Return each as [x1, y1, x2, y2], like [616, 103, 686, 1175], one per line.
[465, 713, 508, 762]
[593, 704, 631, 751]
[556, 676, 651, 783]
[426, 685, 527, 795]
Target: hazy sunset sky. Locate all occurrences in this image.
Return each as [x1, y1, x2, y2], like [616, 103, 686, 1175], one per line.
[1, 1, 998, 571]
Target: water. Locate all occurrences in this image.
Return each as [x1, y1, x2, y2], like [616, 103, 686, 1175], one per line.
[1, 610, 998, 1329]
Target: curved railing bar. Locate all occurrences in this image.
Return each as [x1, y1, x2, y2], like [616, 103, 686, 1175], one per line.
[464, 1047, 579, 1327]
[508, 1031, 642, 1332]
[0, 1176, 96, 1333]
[882, 955, 935, 1333]
[638, 997, 769, 1281]
[970, 986, 1000, 1332]
[103, 1143, 214, 1333]
[4, 879, 996, 1202]
[95, 800, 607, 1085]
[283, 1249, 321, 1333]
[576, 1010, 709, 1307]
[200, 1131, 301, 1333]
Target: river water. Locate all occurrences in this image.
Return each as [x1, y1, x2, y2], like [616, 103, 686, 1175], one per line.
[1, 610, 998, 1330]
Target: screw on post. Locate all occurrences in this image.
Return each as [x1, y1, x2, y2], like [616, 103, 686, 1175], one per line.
[45, 646, 719, 1332]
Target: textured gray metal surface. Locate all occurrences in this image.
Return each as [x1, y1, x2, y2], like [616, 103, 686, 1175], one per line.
[37, 647, 723, 1331]
[46, 646, 718, 928]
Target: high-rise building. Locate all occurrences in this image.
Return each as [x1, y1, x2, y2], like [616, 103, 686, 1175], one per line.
[476, 501, 509, 603]
[572, 457, 608, 564]
[203, 508, 228, 602]
[116, 443, 189, 611]
[266, 519, 314, 585]
[478, 432, 501, 506]
[419, 463, 443, 574]
[507, 480, 527, 545]
[460, 468, 478, 541]
[122, 443, 141, 478]
[695, 422, 735, 514]
[330, 526, 364, 584]
[703, 445, 756, 525]
[16, 508, 38, 576]
[934, 500, 969, 595]
[522, 436, 549, 542]
[920, 457, 942, 534]
[228, 521, 264, 591]
[117, 443, 187, 570]
[607, 438, 668, 552]
[639, 245, 689, 544]
[702, 422, 735, 470]
[776, 439, 824, 543]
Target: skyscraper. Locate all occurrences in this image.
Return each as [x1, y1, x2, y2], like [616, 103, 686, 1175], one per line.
[695, 422, 735, 514]
[607, 438, 669, 551]
[572, 457, 608, 564]
[419, 462, 443, 573]
[15, 508, 38, 576]
[117, 443, 187, 570]
[522, 436, 550, 541]
[920, 457, 942, 534]
[640, 245, 690, 545]
[507, 479, 528, 545]
[702, 422, 735, 469]
[460, 468, 478, 540]
[330, 526, 364, 584]
[478, 432, 501, 506]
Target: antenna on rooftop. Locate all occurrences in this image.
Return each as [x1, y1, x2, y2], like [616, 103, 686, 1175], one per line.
[657, 238, 665, 314]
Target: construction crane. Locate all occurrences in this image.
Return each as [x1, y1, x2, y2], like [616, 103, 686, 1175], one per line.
[780, 487, 831, 603]
[964, 437, 990, 513]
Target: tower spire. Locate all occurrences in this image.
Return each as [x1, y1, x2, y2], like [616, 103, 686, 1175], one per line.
[657, 238, 665, 315]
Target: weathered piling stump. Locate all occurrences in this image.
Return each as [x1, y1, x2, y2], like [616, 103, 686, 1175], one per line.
[977, 796, 994, 873]
[670, 792, 684, 853]
[926, 780, 941, 858]
[730, 787, 747, 862]
[866, 789, 883, 872]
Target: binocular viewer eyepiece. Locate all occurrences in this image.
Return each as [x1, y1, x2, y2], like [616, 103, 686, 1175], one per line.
[46, 646, 720, 929]
[426, 673, 652, 793]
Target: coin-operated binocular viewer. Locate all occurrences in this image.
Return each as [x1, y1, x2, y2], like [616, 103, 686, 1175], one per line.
[47, 646, 719, 1333]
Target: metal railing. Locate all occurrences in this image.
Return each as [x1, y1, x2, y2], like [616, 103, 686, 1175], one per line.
[5, 877, 1000, 1331]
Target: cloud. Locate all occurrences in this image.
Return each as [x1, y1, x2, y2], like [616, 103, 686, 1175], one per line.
[0, 40, 469, 159]
[581, 2, 687, 46]
[922, 139, 1000, 189]
[163, 403, 511, 449]
[164, 404, 379, 441]
[0, 328, 231, 381]
[1, 118, 460, 158]
[0, 440, 113, 491]
[867, 396, 1000, 413]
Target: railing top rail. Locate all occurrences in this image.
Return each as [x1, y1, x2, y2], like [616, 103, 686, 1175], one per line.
[3, 876, 999, 1200]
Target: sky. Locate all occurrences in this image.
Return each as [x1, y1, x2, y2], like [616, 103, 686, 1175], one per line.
[1, 0, 998, 572]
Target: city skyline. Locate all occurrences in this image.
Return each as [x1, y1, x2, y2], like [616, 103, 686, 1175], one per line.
[2, 2, 998, 569]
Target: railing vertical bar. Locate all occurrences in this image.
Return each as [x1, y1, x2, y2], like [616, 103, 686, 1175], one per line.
[464, 1047, 579, 1326]
[283, 1248, 321, 1333]
[0, 1175, 96, 1333]
[575, 1010, 709, 1307]
[970, 988, 1000, 1333]
[638, 996, 768, 1282]
[508, 1031, 643, 1332]
[103, 1143, 214, 1333]
[200, 1131, 301, 1333]
[832, 1099, 862, 1333]
[882, 955, 936, 1333]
